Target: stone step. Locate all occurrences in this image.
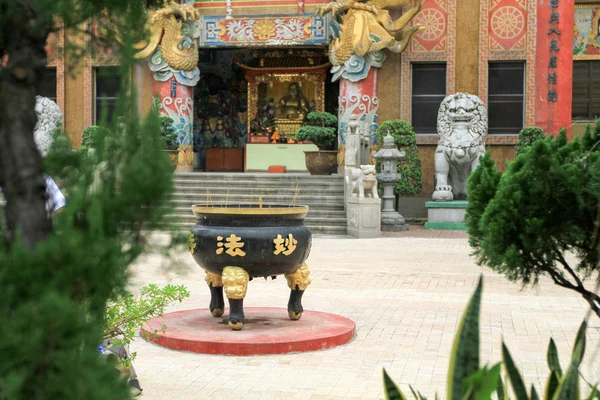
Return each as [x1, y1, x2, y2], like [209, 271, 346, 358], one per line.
[174, 172, 342, 181]
[173, 186, 344, 195]
[171, 193, 345, 205]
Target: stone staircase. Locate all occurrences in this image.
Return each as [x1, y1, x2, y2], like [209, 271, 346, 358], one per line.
[168, 173, 347, 235]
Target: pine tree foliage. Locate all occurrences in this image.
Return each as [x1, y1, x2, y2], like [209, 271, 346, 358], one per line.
[465, 153, 502, 264]
[516, 127, 546, 155]
[0, 1, 177, 398]
[377, 120, 423, 196]
[466, 125, 600, 318]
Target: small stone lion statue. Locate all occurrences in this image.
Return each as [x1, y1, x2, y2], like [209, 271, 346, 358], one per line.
[34, 96, 62, 157]
[349, 165, 379, 198]
[432, 93, 487, 201]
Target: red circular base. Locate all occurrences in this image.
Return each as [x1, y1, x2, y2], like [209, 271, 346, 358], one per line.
[141, 307, 356, 356]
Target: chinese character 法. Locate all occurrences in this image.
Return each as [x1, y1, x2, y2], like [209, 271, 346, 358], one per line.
[216, 234, 246, 257]
[273, 234, 298, 256]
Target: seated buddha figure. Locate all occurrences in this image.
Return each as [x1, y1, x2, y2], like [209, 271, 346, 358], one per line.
[276, 83, 309, 120]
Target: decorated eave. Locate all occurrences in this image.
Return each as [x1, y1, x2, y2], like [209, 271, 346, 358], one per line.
[198, 14, 330, 48]
[236, 50, 330, 72]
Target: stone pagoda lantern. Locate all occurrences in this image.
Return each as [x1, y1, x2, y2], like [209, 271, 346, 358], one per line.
[373, 133, 409, 232]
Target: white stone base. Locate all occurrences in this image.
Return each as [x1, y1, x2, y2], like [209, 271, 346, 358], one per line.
[347, 197, 381, 238]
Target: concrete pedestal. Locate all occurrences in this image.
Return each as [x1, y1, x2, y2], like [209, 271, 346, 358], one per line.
[425, 201, 467, 230]
[347, 197, 381, 238]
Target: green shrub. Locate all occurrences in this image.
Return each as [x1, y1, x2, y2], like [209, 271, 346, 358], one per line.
[516, 127, 545, 155]
[377, 120, 422, 196]
[296, 112, 338, 150]
[104, 284, 190, 361]
[80, 125, 110, 154]
[160, 115, 179, 150]
[466, 125, 600, 318]
[384, 277, 598, 400]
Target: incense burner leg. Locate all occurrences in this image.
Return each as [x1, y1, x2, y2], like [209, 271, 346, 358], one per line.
[285, 263, 311, 320]
[204, 271, 224, 317]
[222, 266, 249, 330]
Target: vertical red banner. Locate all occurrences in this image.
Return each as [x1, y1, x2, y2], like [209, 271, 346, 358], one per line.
[535, 0, 574, 138]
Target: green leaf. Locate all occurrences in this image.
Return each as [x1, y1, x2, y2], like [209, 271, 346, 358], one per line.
[447, 276, 483, 400]
[502, 342, 529, 400]
[552, 362, 580, 400]
[586, 385, 599, 400]
[384, 369, 407, 400]
[553, 323, 587, 400]
[571, 321, 587, 367]
[547, 338, 563, 377]
[545, 371, 560, 400]
[532, 385, 540, 400]
[462, 364, 501, 400]
[497, 376, 506, 400]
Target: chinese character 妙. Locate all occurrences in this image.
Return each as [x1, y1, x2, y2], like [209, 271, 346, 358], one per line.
[216, 234, 246, 257]
[273, 234, 298, 256]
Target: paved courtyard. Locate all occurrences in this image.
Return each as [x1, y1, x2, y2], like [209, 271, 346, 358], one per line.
[129, 227, 600, 399]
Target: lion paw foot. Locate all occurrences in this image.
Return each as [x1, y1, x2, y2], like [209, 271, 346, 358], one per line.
[432, 186, 453, 202]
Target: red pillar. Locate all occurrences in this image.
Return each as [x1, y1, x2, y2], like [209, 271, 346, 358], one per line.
[154, 78, 194, 172]
[535, 0, 574, 138]
[338, 68, 380, 167]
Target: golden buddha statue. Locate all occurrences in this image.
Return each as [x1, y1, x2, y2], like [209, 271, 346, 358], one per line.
[276, 83, 309, 120]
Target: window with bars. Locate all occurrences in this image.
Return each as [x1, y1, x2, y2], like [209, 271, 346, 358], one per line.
[488, 62, 525, 135]
[94, 67, 121, 124]
[39, 67, 57, 103]
[572, 61, 600, 121]
[411, 63, 446, 134]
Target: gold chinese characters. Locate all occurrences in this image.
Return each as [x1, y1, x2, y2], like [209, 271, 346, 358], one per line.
[216, 234, 246, 257]
[214, 233, 299, 257]
[273, 234, 298, 256]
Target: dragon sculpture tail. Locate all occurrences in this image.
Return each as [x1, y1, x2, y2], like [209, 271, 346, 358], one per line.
[329, 15, 356, 66]
[160, 16, 199, 71]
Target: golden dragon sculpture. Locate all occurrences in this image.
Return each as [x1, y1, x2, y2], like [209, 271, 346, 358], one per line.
[316, 0, 424, 65]
[134, 2, 201, 71]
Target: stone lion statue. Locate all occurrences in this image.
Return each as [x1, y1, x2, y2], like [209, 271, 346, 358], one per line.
[34, 96, 62, 157]
[349, 165, 379, 198]
[432, 93, 487, 202]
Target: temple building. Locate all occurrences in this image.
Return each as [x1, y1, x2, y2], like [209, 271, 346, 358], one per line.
[43, 0, 592, 202]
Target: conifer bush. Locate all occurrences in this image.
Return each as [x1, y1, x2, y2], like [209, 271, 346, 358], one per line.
[466, 125, 600, 318]
[516, 127, 546, 155]
[377, 120, 422, 196]
[0, 1, 179, 398]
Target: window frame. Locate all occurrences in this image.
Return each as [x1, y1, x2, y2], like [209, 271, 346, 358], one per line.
[487, 61, 525, 135]
[40, 67, 58, 103]
[572, 60, 600, 121]
[410, 62, 447, 135]
[94, 66, 121, 124]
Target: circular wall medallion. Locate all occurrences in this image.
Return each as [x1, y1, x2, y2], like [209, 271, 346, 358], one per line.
[491, 6, 525, 40]
[414, 8, 446, 42]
